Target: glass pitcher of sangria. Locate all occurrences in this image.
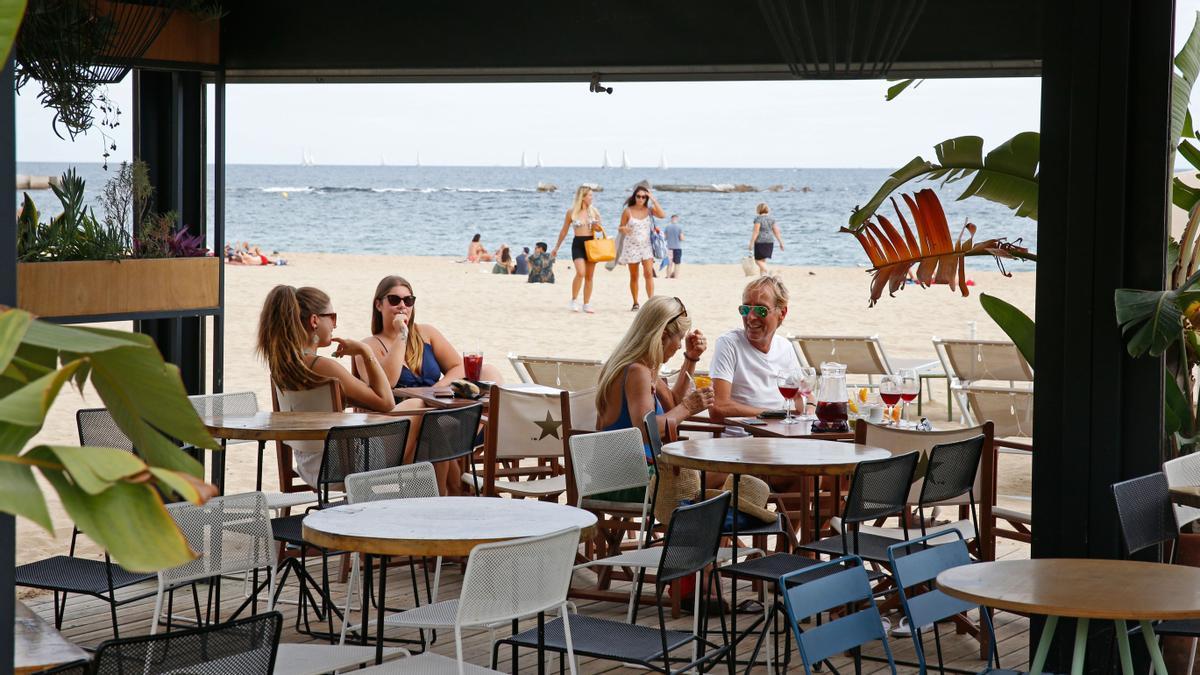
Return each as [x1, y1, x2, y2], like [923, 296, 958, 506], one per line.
[813, 362, 850, 432]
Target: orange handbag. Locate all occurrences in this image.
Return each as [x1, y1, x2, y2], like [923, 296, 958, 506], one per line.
[584, 225, 617, 262]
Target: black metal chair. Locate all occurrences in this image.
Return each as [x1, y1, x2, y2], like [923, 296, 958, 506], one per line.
[1112, 471, 1200, 668]
[14, 408, 157, 641]
[799, 451, 921, 563]
[87, 611, 282, 675]
[495, 492, 736, 674]
[410, 403, 484, 495]
[916, 435, 986, 541]
[271, 419, 410, 640]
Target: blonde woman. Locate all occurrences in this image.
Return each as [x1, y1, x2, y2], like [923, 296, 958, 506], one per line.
[750, 202, 784, 275]
[551, 185, 602, 313]
[256, 285, 396, 487]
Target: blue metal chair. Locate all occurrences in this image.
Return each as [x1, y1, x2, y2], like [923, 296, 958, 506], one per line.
[887, 530, 1019, 674]
[779, 555, 897, 675]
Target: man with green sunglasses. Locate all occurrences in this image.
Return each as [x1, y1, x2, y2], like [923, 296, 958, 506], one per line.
[709, 275, 801, 423]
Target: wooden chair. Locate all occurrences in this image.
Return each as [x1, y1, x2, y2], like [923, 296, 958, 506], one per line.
[481, 384, 595, 499]
[507, 353, 603, 390]
[271, 379, 344, 506]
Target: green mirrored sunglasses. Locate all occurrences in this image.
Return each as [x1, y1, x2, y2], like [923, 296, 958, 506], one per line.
[738, 304, 770, 318]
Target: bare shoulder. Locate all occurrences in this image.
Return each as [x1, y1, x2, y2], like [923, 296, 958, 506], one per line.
[312, 355, 349, 378]
[624, 362, 653, 385]
[416, 323, 443, 343]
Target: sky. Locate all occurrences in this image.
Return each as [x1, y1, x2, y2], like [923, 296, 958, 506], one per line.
[14, 2, 1200, 169]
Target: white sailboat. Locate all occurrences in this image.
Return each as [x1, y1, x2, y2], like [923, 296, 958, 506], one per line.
[521, 151, 528, 168]
[621, 150, 630, 170]
[658, 152, 668, 170]
[380, 154, 386, 166]
[602, 150, 611, 169]
[415, 151, 421, 167]
[300, 149, 315, 167]
[535, 152, 543, 168]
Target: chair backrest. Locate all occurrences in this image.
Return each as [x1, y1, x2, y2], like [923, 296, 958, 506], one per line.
[486, 385, 571, 460]
[780, 555, 895, 674]
[569, 428, 650, 506]
[412, 403, 484, 464]
[271, 380, 345, 492]
[456, 526, 581, 627]
[94, 611, 282, 675]
[842, 451, 920, 526]
[1112, 472, 1178, 556]
[76, 408, 134, 451]
[790, 335, 892, 376]
[562, 386, 598, 433]
[887, 531, 997, 670]
[855, 422, 992, 506]
[189, 391, 259, 417]
[317, 420, 411, 502]
[657, 492, 730, 585]
[345, 462, 439, 503]
[934, 338, 1033, 384]
[162, 491, 276, 591]
[1164, 452, 1200, 528]
[961, 385, 1033, 438]
[920, 435, 986, 506]
[510, 354, 603, 390]
[643, 410, 664, 463]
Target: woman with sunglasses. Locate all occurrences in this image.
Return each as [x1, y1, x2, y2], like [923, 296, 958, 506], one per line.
[256, 285, 396, 487]
[617, 185, 666, 311]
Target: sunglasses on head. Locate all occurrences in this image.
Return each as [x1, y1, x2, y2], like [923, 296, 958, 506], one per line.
[672, 297, 687, 321]
[384, 294, 416, 308]
[738, 304, 770, 318]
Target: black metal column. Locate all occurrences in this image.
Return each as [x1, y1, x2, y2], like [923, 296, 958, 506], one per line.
[1035, 0, 1174, 670]
[132, 70, 207, 394]
[0, 53, 18, 674]
[213, 73, 225, 394]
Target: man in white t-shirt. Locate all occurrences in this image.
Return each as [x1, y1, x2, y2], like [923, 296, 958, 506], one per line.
[710, 275, 800, 422]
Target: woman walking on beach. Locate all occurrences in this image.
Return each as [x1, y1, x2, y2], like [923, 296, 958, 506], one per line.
[356, 275, 503, 494]
[618, 185, 665, 310]
[257, 285, 396, 488]
[749, 203, 784, 275]
[551, 185, 602, 313]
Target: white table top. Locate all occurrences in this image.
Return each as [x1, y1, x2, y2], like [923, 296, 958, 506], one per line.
[302, 496, 598, 557]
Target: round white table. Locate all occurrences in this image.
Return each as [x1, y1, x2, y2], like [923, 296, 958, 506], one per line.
[303, 497, 598, 664]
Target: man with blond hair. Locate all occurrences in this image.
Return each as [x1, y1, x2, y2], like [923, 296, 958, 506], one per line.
[709, 275, 800, 422]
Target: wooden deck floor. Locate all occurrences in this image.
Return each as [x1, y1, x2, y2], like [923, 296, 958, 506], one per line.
[25, 538, 1032, 673]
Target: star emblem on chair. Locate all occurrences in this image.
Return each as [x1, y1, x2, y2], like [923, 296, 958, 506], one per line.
[534, 412, 562, 440]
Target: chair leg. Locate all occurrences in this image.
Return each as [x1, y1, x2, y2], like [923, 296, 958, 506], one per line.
[1187, 637, 1197, 675]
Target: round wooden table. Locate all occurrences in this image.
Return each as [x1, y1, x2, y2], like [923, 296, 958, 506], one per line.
[304, 497, 597, 664]
[202, 411, 397, 493]
[660, 437, 892, 477]
[937, 559, 1200, 674]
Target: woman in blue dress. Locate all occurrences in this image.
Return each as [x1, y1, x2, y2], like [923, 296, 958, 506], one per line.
[356, 275, 503, 494]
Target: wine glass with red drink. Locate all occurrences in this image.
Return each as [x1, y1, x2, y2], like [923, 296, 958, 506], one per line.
[899, 369, 920, 424]
[777, 370, 802, 424]
[880, 375, 902, 423]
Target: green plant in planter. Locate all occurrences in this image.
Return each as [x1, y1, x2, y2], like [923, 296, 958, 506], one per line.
[0, 308, 219, 571]
[17, 168, 131, 262]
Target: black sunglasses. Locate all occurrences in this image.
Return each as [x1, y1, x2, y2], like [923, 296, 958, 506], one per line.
[318, 312, 338, 325]
[385, 294, 416, 308]
[636, 194, 649, 200]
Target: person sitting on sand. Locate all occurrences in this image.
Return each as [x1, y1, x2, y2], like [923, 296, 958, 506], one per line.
[355, 275, 505, 495]
[527, 242, 555, 283]
[492, 245, 515, 274]
[256, 285, 396, 489]
[467, 233, 494, 262]
[514, 247, 530, 276]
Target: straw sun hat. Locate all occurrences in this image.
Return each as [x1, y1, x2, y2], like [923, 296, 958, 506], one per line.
[705, 475, 777, 524]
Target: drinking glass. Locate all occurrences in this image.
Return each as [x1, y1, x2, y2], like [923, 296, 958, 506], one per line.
[796, 366, 818, 421]
[879, 375, 902, 423]
[463, 351, 483, 381]
[899, 369, 920, 424]
[777, 370, 802, 425]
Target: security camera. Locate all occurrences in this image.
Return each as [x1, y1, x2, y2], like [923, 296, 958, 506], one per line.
[590, 73, 613, 95]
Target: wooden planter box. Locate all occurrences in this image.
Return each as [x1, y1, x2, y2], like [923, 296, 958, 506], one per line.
[17, 258, 220, 319]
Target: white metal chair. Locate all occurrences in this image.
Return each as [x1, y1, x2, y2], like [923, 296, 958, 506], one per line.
[353, 527, 582, 674]
[507, 354, 603, 390]
[155, 491, 397, 674]
[1165, 452, 1200, 530]
[481, 385, 594, 499]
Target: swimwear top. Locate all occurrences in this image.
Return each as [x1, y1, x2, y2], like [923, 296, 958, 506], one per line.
[396, 341, 444, 388]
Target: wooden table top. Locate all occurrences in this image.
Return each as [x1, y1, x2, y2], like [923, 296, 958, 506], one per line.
[302, 496, 598, 557]
[15, 600, 88, 674]
[203, 411, 398, 441]
[393, 386, 485, 409]
[660, 437, 893, 477]
[1171, 486, 1200, 509]
[937, 559, 1200, 620]
[724, 416, 854, 440]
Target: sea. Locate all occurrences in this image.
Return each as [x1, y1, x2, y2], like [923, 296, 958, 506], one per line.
[16, 162, 1037, 270]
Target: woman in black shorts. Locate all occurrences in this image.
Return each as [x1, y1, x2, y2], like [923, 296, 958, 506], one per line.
[551, 185, 603, 313]
[749, 202, 785, 275]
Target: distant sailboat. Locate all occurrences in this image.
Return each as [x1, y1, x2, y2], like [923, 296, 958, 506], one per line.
[415, 151, 421, 167]
[621, 151, 630, 170]
[602, 151, 611, 169]
[535, 152, 543, 168]
[658, 152, 668, 170]
[380, 154, 386, 166]
[300, 149, 315, 167]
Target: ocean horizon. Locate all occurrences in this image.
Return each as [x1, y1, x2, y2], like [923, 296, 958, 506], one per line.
[17, 162, 1038, 270]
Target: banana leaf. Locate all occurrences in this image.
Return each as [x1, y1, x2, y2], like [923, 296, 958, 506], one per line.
[0, 0, 24, 66]
[1173, 12, 1200, 158]
[979, 294, 1035, 368]
[848, 132, 1040, 229]
[1114, 272, 1200, 358]
[841, 189, 1035, 306]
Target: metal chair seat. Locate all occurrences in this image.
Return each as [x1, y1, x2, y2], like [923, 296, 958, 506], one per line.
[799, 531, 902, 563]
[353, 651, 502, 673]
[15, 556, 155, 596]
[270, 514, 308, 546]
[722, 552, 886, 584]
[499, 614, 693, 664]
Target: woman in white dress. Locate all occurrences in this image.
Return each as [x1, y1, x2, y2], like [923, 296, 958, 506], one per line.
[618, 185, 666, 310]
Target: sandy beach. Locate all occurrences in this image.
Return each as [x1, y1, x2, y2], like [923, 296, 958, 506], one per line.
[19, 253, 1036, 573]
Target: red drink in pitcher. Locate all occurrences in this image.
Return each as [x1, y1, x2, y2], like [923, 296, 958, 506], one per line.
[815, 401, 848, 425]
[463, 352, 483, 381]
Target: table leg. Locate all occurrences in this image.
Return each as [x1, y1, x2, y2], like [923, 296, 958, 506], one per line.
[1028, 615, 1058, 674]
[214, 438, 227, 495]
[730, 473, 740, 653]
[812, 475, 821, 544]
[1070, 618, 1089, 675]
[376, 554, 388, 665]
[1140, 620, 1169, 675]
[1114, 619, 1134, 675]
[255, 440, 265, 492]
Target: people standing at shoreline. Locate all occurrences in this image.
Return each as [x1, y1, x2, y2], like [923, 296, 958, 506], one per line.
[749, 203, 784, 275]
[618, 185, 666, 310]
[551, 185, 602, 313]
[664, 214, 685, 278]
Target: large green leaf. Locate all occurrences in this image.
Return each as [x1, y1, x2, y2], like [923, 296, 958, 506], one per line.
[979, 294, 1035, 368]
[42, 445, 149, 495]
[0, 0, 25, 66]
[885, 78, 921, 101]
[849, 133, 1040, 229]
[1173, 12, 1200, 156]
[0, 309, 30, 375]
[1113, 273, 1200, 357]
[1167, 372, 1191, 436]
[0, 457, 50, 531]
[0, 359, 83, 454]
